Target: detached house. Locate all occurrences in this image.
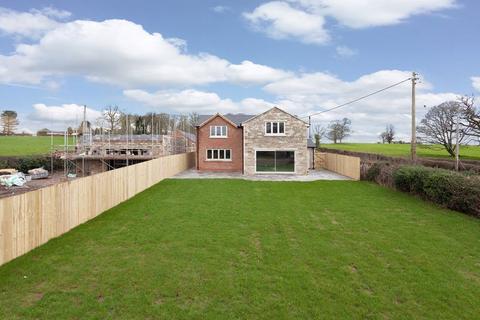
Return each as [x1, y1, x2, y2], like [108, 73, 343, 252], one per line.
[196, 107, 314, 175]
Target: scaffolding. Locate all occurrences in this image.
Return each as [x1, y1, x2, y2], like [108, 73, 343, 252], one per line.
[51, 108, 197, 177]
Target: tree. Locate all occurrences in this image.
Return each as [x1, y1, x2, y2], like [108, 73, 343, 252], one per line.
[327, 118, 351, 143]
[36, 128, 50, 136]
[102, 105, 122, 133]
[313, 124, 326, 148]
[417, 101, 471, 157]
[460, 95, 479, 139]
[1, 110, 19, 135]
[188, 112, 200, 132]
[380, 124, 395, 144]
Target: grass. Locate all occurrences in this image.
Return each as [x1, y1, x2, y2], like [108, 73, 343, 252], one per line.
[321, 143, 480, 160]
[0, 179, 479, 319]
[0, 136, 72, 157]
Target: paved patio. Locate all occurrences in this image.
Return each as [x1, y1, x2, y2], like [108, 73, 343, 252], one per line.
[173, 169, 351, 181]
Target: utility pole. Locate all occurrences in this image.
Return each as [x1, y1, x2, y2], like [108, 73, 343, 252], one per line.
[411, 72, 418, 162]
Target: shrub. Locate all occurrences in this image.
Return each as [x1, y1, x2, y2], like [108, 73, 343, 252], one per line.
[365, 162, 382, 181]
[0, 156, 63, 172]
[393, 166, 429, 194]
[392, 165, 480, 217]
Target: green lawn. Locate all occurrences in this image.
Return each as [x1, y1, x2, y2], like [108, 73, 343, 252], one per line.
[321, 143, 480, 160]
[0, 136, 71, 157]
[0, 179, 479, 319]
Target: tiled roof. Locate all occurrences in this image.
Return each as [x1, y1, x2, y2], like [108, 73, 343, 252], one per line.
[197, 114, 256, 127]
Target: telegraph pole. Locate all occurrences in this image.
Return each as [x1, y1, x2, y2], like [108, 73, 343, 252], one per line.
[411, 72, 418, 162]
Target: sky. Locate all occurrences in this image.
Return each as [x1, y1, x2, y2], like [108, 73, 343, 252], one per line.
[0, 0, 479, 141]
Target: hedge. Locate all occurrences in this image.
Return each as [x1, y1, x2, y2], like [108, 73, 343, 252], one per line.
[391, 166, 480, 217]
[0, 156, 63, 173]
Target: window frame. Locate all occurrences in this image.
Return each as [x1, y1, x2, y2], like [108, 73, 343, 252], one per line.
[209, 125, 228, 138]
[205, 148, 232, 161]
[265, 121, 286, 136]
[254, 149, 295, 174]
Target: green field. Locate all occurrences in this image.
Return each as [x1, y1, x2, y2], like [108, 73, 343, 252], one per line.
[322, 143, 480, 160]
[0, 136, 70, 157]
[1, 179, 479, 319]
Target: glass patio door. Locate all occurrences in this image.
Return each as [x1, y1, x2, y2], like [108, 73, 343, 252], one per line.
[256, 151, 295, 172]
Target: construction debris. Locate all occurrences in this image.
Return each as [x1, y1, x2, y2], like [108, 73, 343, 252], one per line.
[28, 167, 49, 180]
[0, 173, 27, 187]
[0, 168, 18, 175]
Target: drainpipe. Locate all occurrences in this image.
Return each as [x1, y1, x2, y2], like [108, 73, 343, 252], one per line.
[241, 125, 244, 175]
[196, 126, 199, 170]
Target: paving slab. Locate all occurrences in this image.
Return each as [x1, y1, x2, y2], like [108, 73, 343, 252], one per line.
[172, 169, 351, 181]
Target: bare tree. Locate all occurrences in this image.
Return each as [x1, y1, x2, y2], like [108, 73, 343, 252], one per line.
[327, 118, 351, 143]
[380, 124, 395, 144]
[417, 101, 471, 157]
[188, 112, 200, 132]
[460, 95, 479, 139]
[102, 105, 122, 133]
[1, 110, 19, 135]
[313, 124, 326, 148]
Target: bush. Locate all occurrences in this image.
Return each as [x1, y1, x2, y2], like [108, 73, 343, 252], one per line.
[392, 165, 480, 217]
[0, 156, 63, 172]
[393, 166, 429, 194]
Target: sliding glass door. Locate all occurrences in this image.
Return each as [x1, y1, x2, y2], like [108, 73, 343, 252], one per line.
[256, 151, 295, 173]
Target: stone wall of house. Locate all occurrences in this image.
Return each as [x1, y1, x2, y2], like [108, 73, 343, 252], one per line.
[243, 108, 309, 175]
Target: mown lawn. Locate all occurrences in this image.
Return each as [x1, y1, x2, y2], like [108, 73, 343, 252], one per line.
[0, 136, 71, 157]
[322, 143, 480, 160]
[0, 179, 479, 319]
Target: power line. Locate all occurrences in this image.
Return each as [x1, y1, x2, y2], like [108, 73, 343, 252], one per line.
[301, 77, 412, 119]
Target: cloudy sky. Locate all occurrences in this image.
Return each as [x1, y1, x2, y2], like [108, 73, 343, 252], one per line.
[0, 0, 478, 141]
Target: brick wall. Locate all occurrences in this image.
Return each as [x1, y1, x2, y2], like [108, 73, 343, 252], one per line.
[197, 116, 243, 172]
[243, 108, 309, 175]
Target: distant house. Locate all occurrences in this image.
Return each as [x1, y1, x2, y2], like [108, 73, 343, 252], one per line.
[196, 107, 315, 175]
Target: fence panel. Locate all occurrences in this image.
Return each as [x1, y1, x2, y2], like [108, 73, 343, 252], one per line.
[315, 151, 360, 180]
[0, 152, 195, 266]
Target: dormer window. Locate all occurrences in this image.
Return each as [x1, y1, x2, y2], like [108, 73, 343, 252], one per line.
[265, 121, 285, 135]
[210, 125, 227, 138]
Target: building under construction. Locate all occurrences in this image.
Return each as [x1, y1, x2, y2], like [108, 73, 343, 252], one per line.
[54, 126, 196, 177]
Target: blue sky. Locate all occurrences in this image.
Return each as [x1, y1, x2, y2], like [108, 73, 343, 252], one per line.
[0, 0, 479, 141]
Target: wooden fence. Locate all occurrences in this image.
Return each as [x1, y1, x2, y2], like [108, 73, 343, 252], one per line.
[0, 152, 195, 266]
[315, 151, 360, 180]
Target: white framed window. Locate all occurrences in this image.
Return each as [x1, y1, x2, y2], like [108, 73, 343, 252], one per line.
[206, 149, 232, 161]
[265, 121, 285, 135]
[210, 125, 227, 138]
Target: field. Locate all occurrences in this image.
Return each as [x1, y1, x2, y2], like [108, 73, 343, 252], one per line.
[322, 143, 480, 160]
[0, 136, 71, 157]
[0, 179, 479, 319]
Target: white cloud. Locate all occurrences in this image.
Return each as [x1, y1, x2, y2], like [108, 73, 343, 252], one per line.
[335, 45, 357, 58]
[244, 0, 456, 44]
[0, 18, 289, 88]
[124, 89, 275, 114]
[264, 70, 458, 141]
[212, 6, 230, 13]
[32, 7, 71, 19]
[472, 77, 480, 92]
[28, 103, 101, 124]
[226, 60, 292, 85]
[243, 1, 329, 44]
[0, 6, 70, 39]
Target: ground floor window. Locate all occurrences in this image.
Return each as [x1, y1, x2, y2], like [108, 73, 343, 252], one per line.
[256, 151, 295, 172]
[206, 149, 231, 161]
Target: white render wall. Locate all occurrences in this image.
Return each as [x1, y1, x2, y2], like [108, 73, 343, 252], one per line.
[243, 107, 309, 175]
